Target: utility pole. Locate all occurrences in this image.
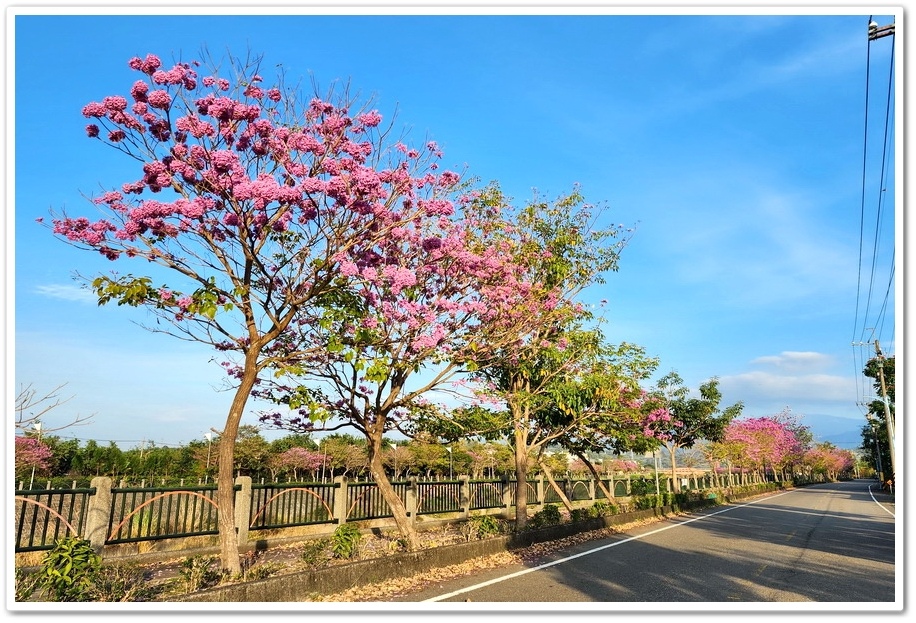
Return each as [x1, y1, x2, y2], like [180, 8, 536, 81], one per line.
[868, 20, 895, 41]
[866, 413, 884, 483]
[873, 341, 896, 480]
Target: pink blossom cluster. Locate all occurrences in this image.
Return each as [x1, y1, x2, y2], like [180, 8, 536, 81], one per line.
[724, 416, 803, 469]
[802, 445, 855, 475]
[642, 407, 674, 440]
[15, 436, 53, 472]
[275, 447, 323, 473]
[52, 52, 468, 272]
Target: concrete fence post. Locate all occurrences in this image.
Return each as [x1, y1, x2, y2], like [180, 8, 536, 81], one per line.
[501, 476, 513, 520]
[535, 474, 545, 510]
[85, 476, 112, 552]
[234, 476, 252, 548]
[406, 477, 418, 523]
[458, 476, 470, 519]
[333, 476, 348, 524]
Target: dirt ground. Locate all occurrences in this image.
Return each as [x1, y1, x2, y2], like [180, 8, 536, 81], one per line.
[142, 514, 664, 602]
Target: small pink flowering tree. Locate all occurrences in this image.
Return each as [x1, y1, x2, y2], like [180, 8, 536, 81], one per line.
[44, 51, 465, 574]
[15, 436, 54, 479]
[644, 372, 743, 492]
[724, 412, 806, 481]
[274, 447, 323, 481]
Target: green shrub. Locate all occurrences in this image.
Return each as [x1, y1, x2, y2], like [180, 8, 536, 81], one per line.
[36, 537, 102, 602]
[300, 538, 332, 568]
[592, 500, 618, 516]
[633, 494, 656, 510]
[529, 504, 562, 528]
[177, 555, 223, 593]
[629, 477, 655, 496]
[462, 515, 504, 541]
[569, 508, 590, 523]
[331, 524, 362, 559]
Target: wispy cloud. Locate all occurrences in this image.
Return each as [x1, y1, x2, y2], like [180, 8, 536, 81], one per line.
[633, 174, 859, 311]
[34, 284, 96, 303]
[750, 351, 834, 373]
[721, 370, 855, 403]
[718, 348, 858, 417]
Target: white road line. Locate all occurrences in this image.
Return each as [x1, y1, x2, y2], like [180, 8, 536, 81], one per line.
[424, 491, 794, 602]
[867, 483, 896, 517]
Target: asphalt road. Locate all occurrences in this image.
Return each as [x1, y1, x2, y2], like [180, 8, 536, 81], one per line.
[395, 479, 897, 606]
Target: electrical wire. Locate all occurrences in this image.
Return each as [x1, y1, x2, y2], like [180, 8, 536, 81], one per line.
[852, 16, 896, 409]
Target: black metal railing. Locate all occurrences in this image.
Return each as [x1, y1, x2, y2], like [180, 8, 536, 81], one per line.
[15, 472, 717, 556]
[107, 485, 223, 545]
[249, 482, 336, 530]
[14, 487, 95, 553]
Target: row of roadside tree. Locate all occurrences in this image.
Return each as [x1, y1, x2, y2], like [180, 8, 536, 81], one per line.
[25, 49, 876, 576]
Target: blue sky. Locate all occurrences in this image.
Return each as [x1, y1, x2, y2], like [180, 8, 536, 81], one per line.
[7, 5, 900, 452]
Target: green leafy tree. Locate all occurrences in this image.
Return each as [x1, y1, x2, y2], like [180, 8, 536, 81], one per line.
[459, 184, 634, 528]
[270, 434, 318, 453]
[319, 434, 368, 479]
[540, 340, 661, 502]
[862, 355, 895, 480]
[646, 372, 743, 491]
[232, 425, 272, 477]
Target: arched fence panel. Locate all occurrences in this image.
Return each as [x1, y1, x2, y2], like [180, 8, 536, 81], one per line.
[249, 483, 336, 530]
[14, 490, 92, 553]
[417, 481, 461, 515]
[107, 486, 222, 545]
[469, 481, 503, 510]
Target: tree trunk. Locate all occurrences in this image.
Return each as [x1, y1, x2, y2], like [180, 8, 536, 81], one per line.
[538, 457, 573, 512]
[215, 352, 261, 577]
[574, 450, 615, 500]
[365, 431, 419, 550]
[668, 443, 680, 492]
[513, 426, 529, 530]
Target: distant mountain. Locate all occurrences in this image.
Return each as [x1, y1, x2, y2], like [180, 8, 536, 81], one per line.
[798, 413, 867, 451]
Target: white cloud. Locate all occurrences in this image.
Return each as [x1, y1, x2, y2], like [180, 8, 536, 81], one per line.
[750, 351, 834, 373]
[34, 284, 96, 303]
[719, 370, 856, 404]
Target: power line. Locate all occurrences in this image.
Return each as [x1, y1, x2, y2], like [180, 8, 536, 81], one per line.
[851, 16, 896, 409]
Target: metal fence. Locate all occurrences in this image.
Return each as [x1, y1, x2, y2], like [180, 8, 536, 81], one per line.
[249, 482, 336, 530]
[107, 485, 223, 545]
[14, 487, 94, 553]
[14, 472, 697, 557]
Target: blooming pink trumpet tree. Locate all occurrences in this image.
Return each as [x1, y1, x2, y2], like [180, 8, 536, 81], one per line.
[803, 443, 856, 480]
[723, 413, 806, 480]
[256, 185, 538, 548]
[15, 436, 53, 478]
[272, 447, 323, 481]
[44, 51, 466, 575]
